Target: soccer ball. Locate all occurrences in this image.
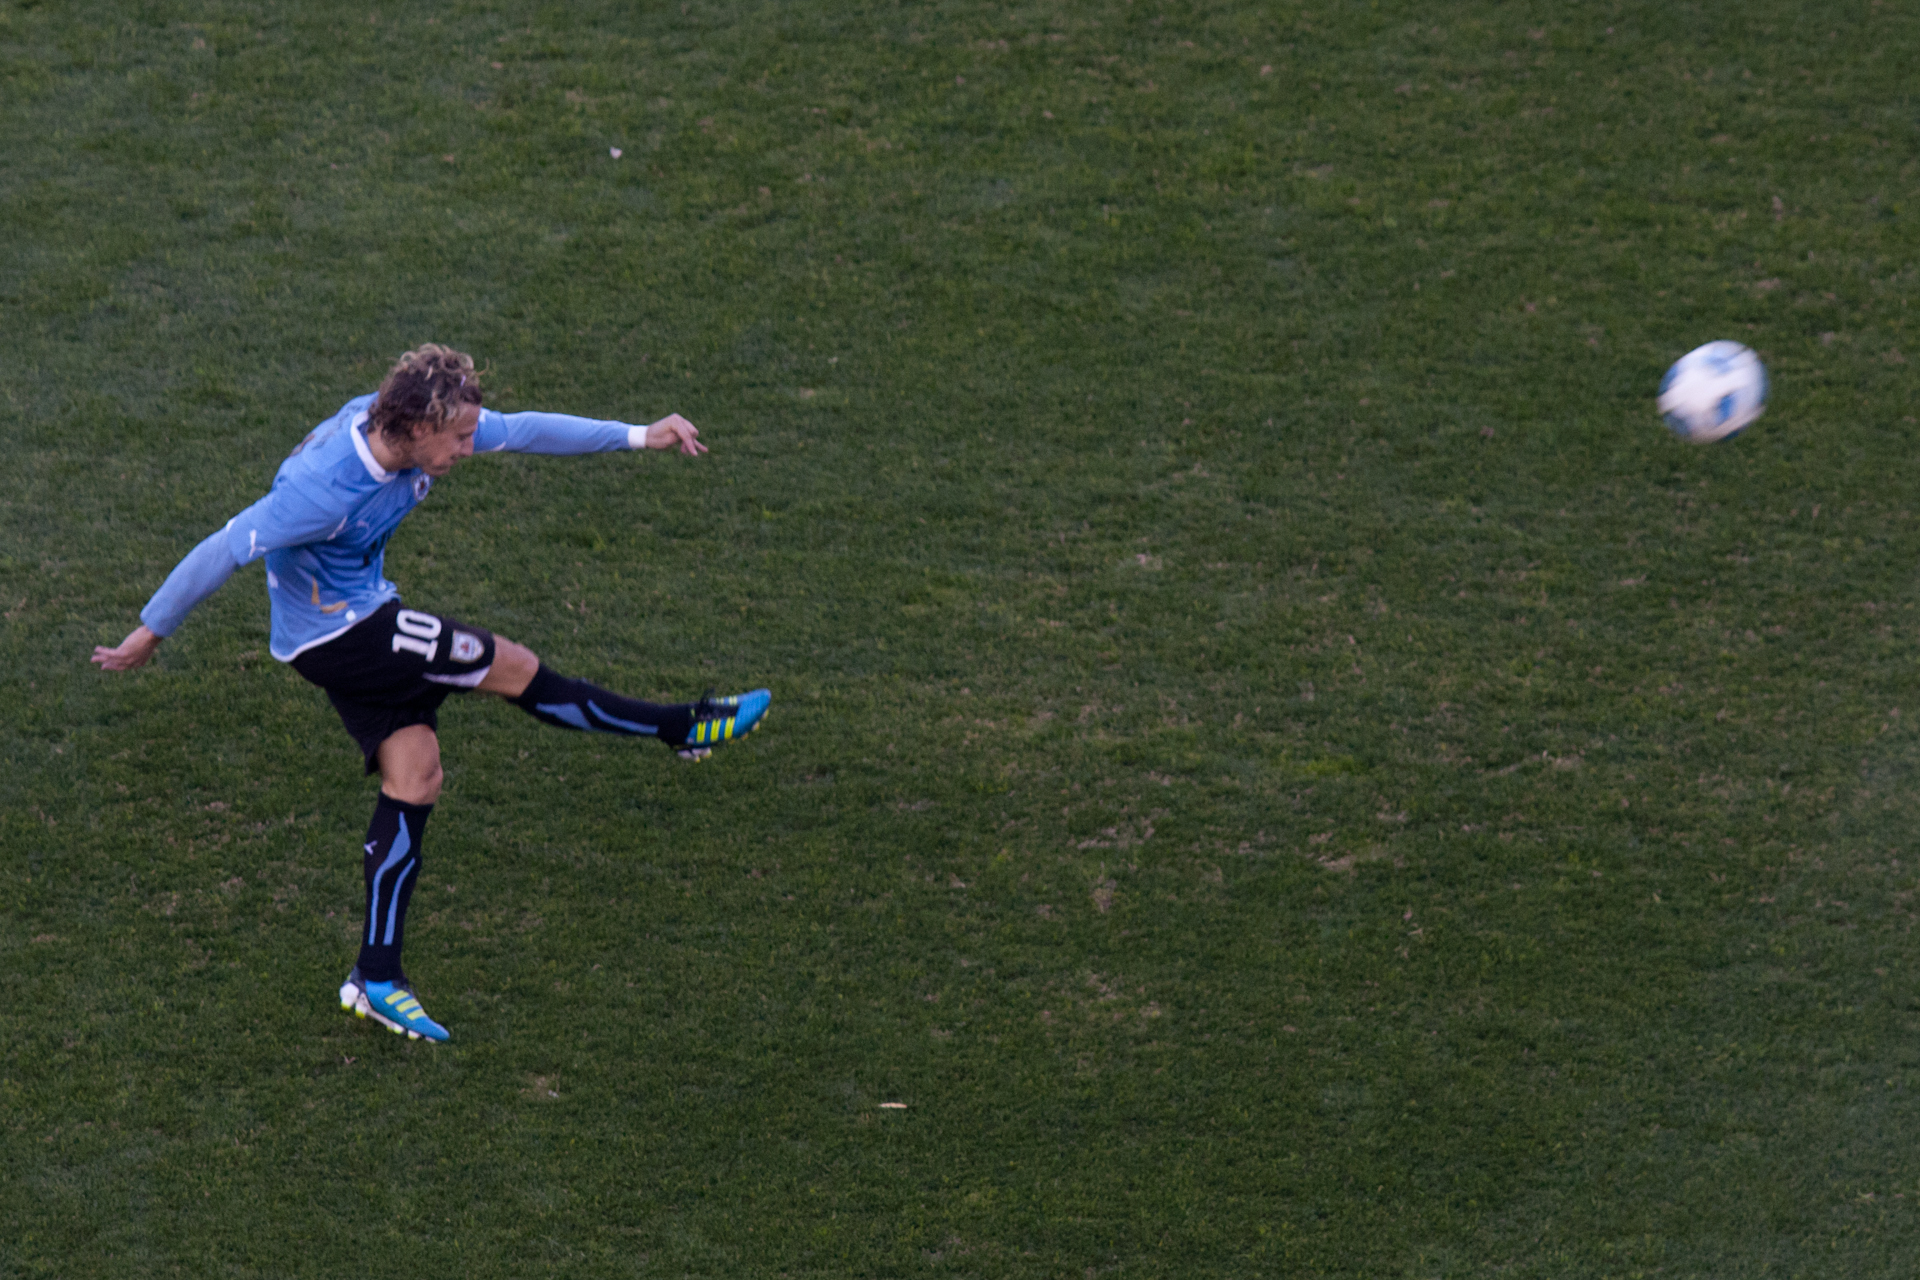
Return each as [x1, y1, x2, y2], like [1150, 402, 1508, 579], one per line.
[1657, 341, 1767, 443]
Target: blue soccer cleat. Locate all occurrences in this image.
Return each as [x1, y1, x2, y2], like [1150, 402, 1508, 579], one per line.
[339, 967, 450, 1042]
[675, 688, 771, 761]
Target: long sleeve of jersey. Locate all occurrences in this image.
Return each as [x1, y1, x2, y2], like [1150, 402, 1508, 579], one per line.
[140, 528, 243, 637]
[474, 409, 642, 455]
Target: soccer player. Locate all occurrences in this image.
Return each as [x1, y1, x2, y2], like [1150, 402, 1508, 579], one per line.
[91, 345, 770, 1044]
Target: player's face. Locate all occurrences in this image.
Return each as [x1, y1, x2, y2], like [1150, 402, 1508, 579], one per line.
[411, 405, 480, 477]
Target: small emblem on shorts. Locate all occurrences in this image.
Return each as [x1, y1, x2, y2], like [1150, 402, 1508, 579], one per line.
[450, 631, 484, 663]
[412, 474, 432, 501]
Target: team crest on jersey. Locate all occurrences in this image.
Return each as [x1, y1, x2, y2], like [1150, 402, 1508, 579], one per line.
[449, 631, 485, 664]
[412, 474, 433, 501]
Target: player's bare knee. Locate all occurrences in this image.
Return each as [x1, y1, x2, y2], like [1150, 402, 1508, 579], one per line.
[480, 636, 540, 698]
[384, 763, 441, 805]
[498, 637, 538, 672]
[376, 725, 443, 804]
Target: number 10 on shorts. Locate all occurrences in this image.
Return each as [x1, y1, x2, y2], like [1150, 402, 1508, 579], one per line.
[391, 609, 442, 661]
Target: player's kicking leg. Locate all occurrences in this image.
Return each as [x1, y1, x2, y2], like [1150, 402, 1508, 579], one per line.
[337, 724, 452, 1042]
[479, 638, 771, 760]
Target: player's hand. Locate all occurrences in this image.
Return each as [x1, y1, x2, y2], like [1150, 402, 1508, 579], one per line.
[92, 625, 162, 672]
[644, 414, 708, 457]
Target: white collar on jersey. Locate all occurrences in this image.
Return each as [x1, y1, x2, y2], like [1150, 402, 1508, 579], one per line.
[348, 411, 394, 483]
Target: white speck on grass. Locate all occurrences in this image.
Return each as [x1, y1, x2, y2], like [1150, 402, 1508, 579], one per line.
[609, 147, 623, 158]
[879, 1102, 907, 1109]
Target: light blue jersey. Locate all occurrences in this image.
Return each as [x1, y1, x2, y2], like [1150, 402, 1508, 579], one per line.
[141, 393, 644, 661]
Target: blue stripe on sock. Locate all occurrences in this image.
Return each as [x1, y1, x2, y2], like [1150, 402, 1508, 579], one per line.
[367, 815, 413, 945]
[535, 701, 593, 731]
[587, 700, 659, 735]
[383, 858, 417, 945]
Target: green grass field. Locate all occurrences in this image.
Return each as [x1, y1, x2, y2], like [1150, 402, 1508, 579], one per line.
[6, 0, 1920, 1274]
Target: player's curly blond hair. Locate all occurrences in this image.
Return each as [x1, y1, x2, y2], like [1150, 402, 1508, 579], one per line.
[370, 344, 483, 441]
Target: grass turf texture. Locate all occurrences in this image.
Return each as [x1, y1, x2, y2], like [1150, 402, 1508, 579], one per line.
[4, 0, 1919, 1273]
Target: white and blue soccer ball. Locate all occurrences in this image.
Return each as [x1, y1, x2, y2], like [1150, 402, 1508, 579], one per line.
[1657, 340, 1767, 443]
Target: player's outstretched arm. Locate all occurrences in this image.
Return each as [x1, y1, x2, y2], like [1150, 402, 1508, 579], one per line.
[476, 410, 709, 458]
[92, 624, 162, 671]
[92, 527, 241, 673]
[91, 499, 293, 672]
[91, 481, 344, 672]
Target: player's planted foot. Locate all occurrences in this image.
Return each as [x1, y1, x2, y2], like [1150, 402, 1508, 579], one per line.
[339, 967, 450, 1042]
[675, 688, 771, 761]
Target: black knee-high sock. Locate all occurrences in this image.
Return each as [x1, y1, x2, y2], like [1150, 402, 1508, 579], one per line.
[358, 793, 432, 984]
[509, 664, 695, 745]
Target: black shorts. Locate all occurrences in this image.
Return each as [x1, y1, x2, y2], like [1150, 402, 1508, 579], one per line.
[290, 600, 498, 774]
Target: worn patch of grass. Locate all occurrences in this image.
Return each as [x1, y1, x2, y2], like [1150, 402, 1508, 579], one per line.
[5, 0, 1920, 1275]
